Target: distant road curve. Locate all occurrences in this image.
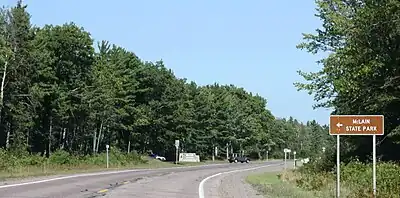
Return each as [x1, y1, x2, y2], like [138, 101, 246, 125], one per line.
[104, 160, 283, 198]
[0, 160, 283, 198]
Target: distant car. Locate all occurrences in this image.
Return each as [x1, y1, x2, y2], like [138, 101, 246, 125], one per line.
[228, 156, 250, 163]
[301, 158, 310, 164]
[156, 156, 166, 161]
[149, 154, 166, 161]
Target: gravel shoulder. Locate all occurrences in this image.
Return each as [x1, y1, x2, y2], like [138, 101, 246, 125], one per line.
[205, 164, 284, 198]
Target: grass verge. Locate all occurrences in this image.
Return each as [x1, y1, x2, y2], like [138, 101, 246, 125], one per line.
[0, 148, 225, 181]
[247, 159, 400, 197]
[246, 172, 314, 198]
[246, 171, 327, 198]
[296, 160, 400, 198]
[0, 159, 218, 181]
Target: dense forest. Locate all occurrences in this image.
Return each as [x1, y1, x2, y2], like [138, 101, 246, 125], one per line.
[0, 1, 332, 162]
[296, 0, 400, 163]
[290, 1, 400, 196]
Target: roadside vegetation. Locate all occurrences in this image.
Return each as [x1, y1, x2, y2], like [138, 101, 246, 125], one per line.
[286, 0, 400, 197]
[248, 161, 400, 198]
[0, 148, 225, 179]
[0, 148, 147, 179]
[0, 1, 331, 179]
[246, 171, 316, 198]
[292, 159, 400, 198]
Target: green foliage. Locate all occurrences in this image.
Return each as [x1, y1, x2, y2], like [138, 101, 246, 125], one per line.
[247, 171, 317, 198]
[295, 164, 335, 192]
[295, 160, 400, 198]
[49, 150, 74, 165]
[293, 0, 400, 196]
[0, 1, 330, 178]
[0, 147, 146, 179]
[340, 161, 400, 198]
[296, 0, 400, 161]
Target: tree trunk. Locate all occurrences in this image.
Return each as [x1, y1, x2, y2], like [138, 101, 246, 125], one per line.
[0, 57, 7, 123]
[0, 58, 8, 126]
[127, 139, 131, 154]
[26, 129, 29, 149]
[5, 122, 10, 149]
[60, 128, 66, 149]
[256, 144, 262, 159]
[96, 121, 103, 153]
[93, 127, 97, 154]
[71, 127, 76, 151]
[47, 115, 52, 157]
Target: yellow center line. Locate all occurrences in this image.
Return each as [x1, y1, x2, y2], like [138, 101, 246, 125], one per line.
[97, 180, 130, 194]
[97, 189, 108, 193]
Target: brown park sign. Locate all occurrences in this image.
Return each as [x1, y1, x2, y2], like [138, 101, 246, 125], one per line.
[329, 115, 384, 135]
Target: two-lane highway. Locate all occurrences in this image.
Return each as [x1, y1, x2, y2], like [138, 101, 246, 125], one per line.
[0, 160, 283, 198]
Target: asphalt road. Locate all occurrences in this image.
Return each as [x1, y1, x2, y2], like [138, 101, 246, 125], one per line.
[0, 160, 284, 198]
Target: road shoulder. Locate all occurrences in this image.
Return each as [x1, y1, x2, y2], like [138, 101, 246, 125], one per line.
[203, 163, 283, 198]
[104, 164, 248, 198]
[246, 170, 317, 198]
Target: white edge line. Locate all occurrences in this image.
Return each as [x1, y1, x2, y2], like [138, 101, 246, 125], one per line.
[198, 163, 282, 198]
[0, 163, 228, 189]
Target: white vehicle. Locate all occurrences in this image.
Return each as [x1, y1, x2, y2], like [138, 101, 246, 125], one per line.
[301, 158, 310, 164]
[155, 155, 166, 161]
[149, 153, 166, 161]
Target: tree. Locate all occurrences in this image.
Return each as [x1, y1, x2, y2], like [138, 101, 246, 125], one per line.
[295, 0, 400, 161]
[0, 1, 34, 150]
[0, 1, 331, 163]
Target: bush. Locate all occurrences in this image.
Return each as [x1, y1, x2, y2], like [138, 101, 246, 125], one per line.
[295, 160, 400, 198]
[49, 150, 75, 165]
[0, 148, 149, 178]
[295, 167, 334, 191]
[340, 161, 400, 198]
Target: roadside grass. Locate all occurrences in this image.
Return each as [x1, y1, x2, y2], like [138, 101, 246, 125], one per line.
[247, 158, 400, 198]
[0, 148, 274, 181]
[0, 159, 219, 180]
[246, 171, 318, 198]
[0, 149, 224, 181]
[296, 161, 400, 198]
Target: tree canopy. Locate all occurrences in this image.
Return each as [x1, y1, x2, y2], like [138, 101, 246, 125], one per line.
[0, 1, 331, 161]
[295, 0, 400, 162]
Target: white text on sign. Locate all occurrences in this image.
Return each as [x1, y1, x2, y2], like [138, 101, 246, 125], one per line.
[346, 119, 377, 132]
[329, 115, 384, 135]
[346, 126, 377, 132]
[353, 119, 370, 124]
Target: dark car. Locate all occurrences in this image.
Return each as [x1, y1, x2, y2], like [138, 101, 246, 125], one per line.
[228, 156, 250, 163]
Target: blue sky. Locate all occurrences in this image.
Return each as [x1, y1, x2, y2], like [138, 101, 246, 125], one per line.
[5, 0, 332, 125]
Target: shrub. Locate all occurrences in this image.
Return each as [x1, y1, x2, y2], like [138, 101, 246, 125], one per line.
[295, 160, 400, 198]
[0, 148, 149, 178]
[49, 150, 75, 165]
